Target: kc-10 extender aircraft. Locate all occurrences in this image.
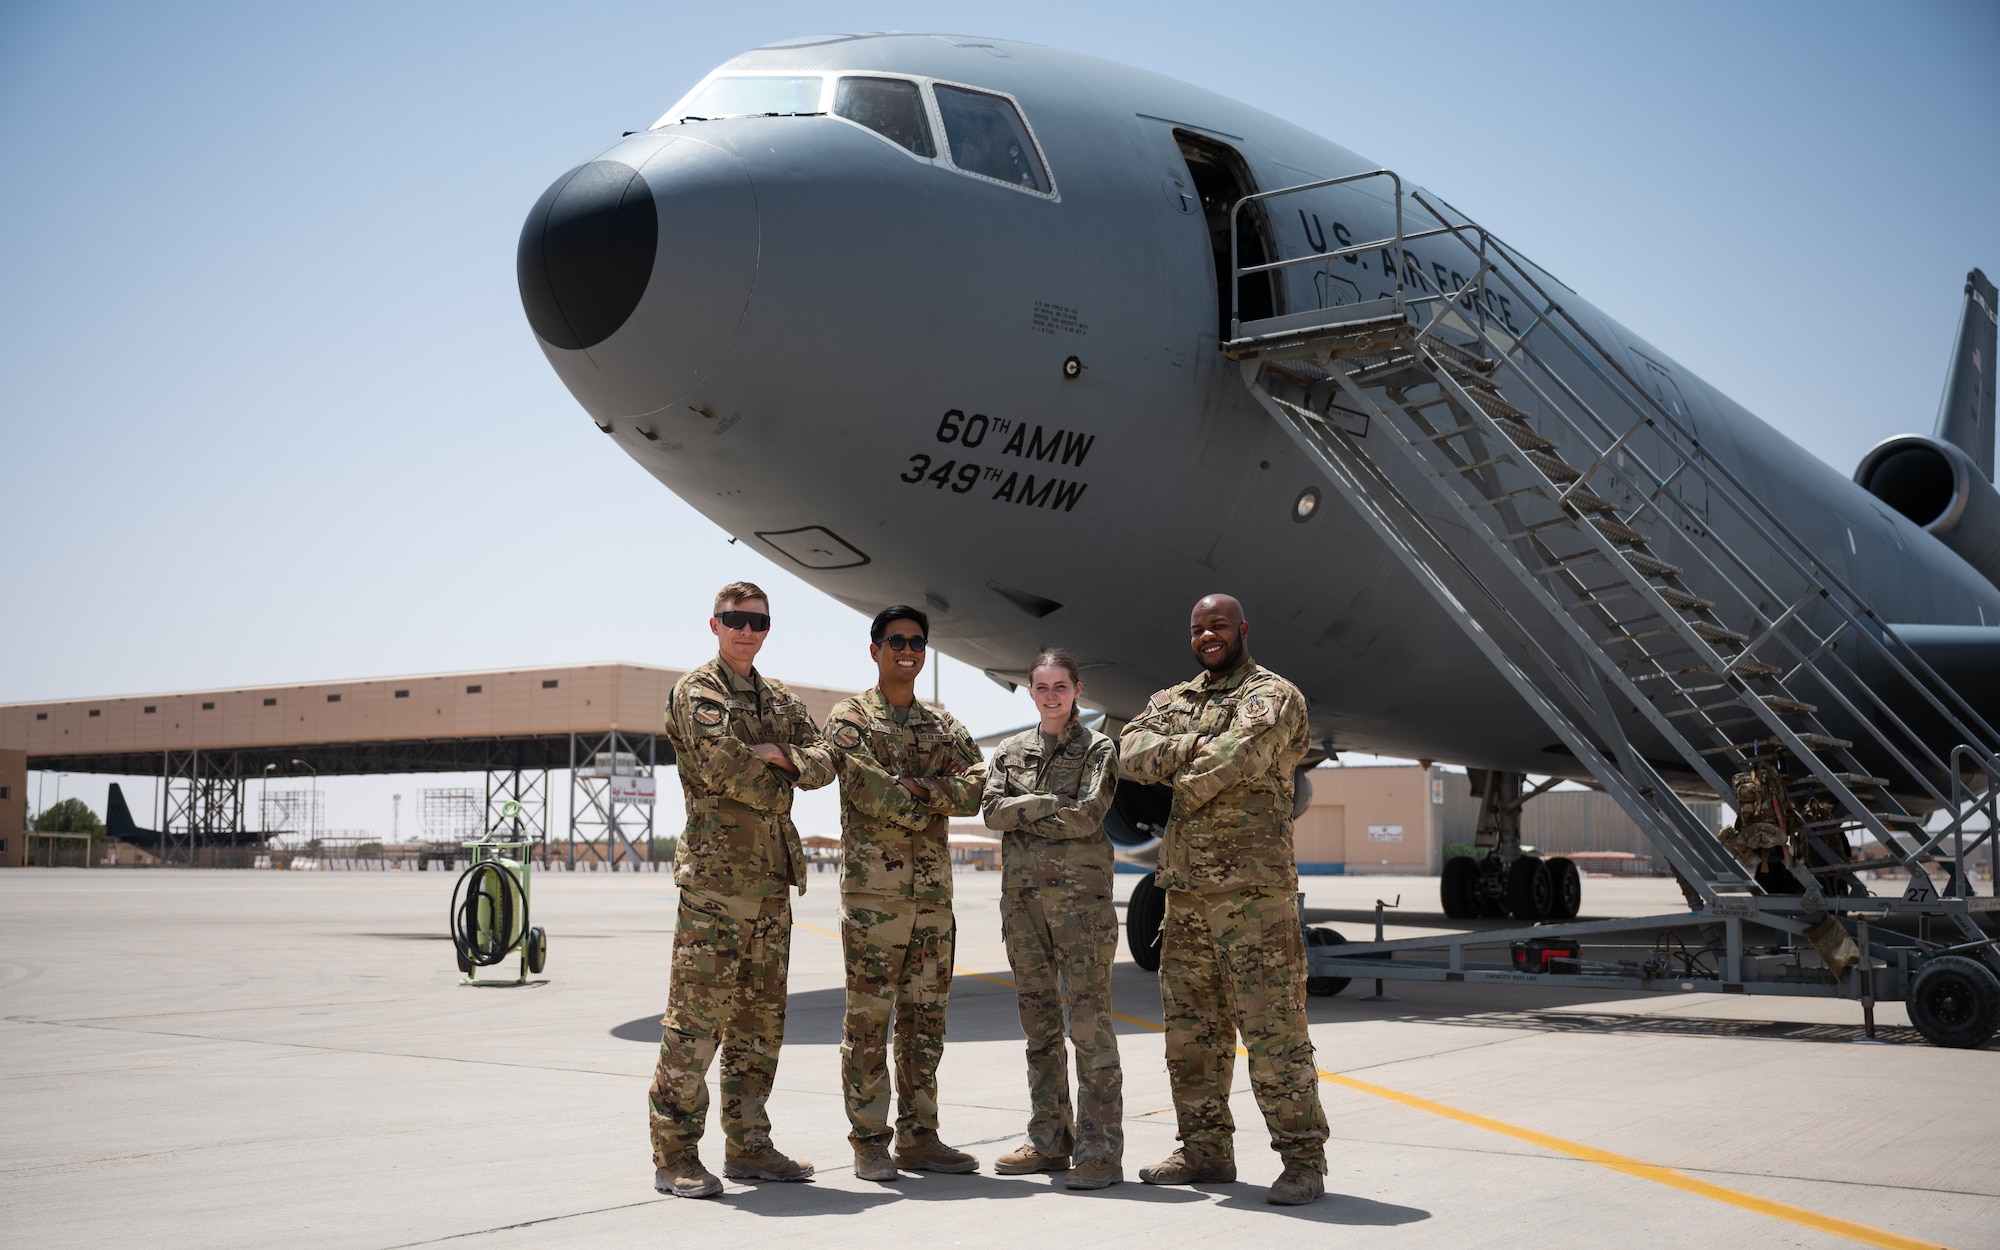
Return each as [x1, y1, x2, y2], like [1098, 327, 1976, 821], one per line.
[518, 34, 2000, 1028]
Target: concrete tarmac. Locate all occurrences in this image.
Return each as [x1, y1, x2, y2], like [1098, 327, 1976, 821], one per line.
[2, 869, 1994, 1249]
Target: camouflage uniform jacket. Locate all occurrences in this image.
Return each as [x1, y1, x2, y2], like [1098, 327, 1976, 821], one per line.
[663, 657, 836, 897]
[1117, 659, 1310, 894]
[824, 687, 985, 901]
[980, 720, 1118, 891]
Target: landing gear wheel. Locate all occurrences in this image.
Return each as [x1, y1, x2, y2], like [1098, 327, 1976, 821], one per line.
[1907, 955, 2000, 1049]
[1506, 855, 1551, 921]
[1546, 857, 1581, 920]
[1127, 871, 1165, 973]
[1304, 927, 1350, 997]
[525, 926, 548, 975]
[1441, 856, 1480, 920]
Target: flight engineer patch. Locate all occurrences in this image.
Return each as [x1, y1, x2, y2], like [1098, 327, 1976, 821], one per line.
[692, 699, 726, 729]
[830, 720, 864, 750]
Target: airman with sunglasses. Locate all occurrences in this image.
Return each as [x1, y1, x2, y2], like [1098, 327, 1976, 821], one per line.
[649, 581, 836, 1199]
[822, 605, 987, 1182]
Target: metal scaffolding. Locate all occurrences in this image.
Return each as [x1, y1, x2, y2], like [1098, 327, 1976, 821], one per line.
[567, 730, 657, 869]
[162, 750, 245, 866]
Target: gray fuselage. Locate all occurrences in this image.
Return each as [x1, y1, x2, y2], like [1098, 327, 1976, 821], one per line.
[524, 33, 2000, 777]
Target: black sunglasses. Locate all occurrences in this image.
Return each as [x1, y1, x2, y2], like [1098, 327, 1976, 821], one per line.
[716, 610, 771, 632]
[881, 635, 928, 652]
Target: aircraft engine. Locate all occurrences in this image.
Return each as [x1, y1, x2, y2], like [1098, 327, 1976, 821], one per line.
[1855, 435, 2000, 588]
[1103, 778, 1169, 863]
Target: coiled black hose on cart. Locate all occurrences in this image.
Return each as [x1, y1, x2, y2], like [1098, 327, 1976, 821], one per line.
[450, 859, 527, 971]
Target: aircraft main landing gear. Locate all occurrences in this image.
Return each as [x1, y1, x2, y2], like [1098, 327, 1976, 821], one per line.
[1440, 771, 1580, 922]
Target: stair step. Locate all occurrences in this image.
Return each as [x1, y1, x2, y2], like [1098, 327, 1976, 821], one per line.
[1726, 657, 1782, 677]
[1792, 773, 1892, 790]
[1700, 732, 1855, 756]
[1469, 390, 1534, 424]
[1593, 518, 1652, 545]
[1666, 701, 1741, 719]
[1526, 449, 1581, 483]
[1690, 622, 1749, 646]
[1623, 552, 1682, 578]
[1561, 488, 1619, 514]
[1760, 696, 1818, 715]
[1493, 417, 1557, 452]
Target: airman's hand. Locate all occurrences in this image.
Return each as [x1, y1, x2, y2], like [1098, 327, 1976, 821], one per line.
[753, 743, 799, 775]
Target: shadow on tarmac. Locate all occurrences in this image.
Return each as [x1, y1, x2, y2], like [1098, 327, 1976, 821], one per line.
[612, 961, 1169, 1044]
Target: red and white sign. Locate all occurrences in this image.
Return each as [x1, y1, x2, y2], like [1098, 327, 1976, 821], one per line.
[608, 776, 656, 804]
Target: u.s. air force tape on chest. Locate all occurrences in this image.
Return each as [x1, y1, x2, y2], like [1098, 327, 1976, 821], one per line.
[1239, 692, 1277, 725]
[830, 721, 864, 750]
[692, 699, 727, 730]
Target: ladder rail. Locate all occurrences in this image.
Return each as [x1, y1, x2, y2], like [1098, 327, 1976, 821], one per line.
[1259, 390, 1750, 893]
[1403, 189, 2000, 763]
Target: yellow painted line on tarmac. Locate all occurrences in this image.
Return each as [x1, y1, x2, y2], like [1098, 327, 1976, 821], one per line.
[798, 927, 1946, 1249]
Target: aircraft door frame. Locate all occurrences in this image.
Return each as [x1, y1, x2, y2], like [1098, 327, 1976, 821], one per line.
[1627, 349, 1710, 535]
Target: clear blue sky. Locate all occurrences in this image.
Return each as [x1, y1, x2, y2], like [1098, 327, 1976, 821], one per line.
[4, 2, 1995, 834]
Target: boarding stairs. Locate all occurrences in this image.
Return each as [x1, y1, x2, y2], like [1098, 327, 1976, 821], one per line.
[1223, 171, 2000, 1009]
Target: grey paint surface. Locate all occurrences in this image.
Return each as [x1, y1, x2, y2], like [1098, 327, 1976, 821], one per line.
[525, 34, 2000, 777]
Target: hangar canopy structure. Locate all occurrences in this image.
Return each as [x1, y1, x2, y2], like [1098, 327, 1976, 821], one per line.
[0, 663, 852, 868]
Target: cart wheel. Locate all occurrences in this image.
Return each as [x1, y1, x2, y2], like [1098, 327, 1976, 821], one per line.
[1546, 857, 1582, 920]
[525, 926, 548, 975]
[1506, 855, 1551, 921]
[1908, 956, 2000, 1049]
[1127, 871, 1165, 972]
[1440, 856, 1480, 920]
[1305, 926, 1351, 997]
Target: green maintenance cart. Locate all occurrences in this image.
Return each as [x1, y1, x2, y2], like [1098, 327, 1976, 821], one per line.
[448, 802, 548, 985]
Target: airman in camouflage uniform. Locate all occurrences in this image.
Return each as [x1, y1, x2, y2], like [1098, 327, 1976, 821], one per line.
[1119, 593, 1329, 1206]
[982, 694, 1124, 1188]
[824, 605, 987, 1181]
[648, 583, 835, 1199]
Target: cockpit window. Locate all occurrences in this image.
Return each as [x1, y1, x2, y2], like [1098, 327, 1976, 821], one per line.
[833, 77, 935, 157]
[659, 76, 823, 125]
[934, 84, 1050, 193]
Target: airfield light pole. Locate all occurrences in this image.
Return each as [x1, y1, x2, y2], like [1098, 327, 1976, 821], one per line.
[291, 759, 318, 844]
[263, 763, 277, 835]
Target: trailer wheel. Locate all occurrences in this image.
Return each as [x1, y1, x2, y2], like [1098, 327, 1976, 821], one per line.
[1908, 956, 2000, 1049]
[1127, 871, 1165, 972]
[1506, 855, 1551, 921]
[1441, 856, 1480, 919]
[1305, 926, 1351, 997]
[1546, 857, 1582, 920]
[525, 926, 548, 975]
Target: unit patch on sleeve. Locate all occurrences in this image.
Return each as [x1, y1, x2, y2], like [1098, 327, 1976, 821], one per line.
[692, 699, 727, 731]
[1239, 692, 1278, 726]
[830, 720, 865, 750]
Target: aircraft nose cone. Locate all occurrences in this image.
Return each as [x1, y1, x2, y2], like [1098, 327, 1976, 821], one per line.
[517, 161, 657, 351]
[517, 138, 758, 419]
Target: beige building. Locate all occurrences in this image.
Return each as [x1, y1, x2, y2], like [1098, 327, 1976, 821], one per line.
[0, 748, 24, 868]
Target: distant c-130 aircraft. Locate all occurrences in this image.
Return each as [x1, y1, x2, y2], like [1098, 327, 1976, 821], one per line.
[518, 33, 1999, 937]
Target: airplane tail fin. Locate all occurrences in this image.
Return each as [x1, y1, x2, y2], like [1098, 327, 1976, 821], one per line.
[106, 783, 148, 841]
[1933, 267, 1997, 480]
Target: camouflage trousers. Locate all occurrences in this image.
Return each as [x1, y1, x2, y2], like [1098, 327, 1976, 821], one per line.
[1160, 886, 1328, 1170]
[647, 886, 791, 1165]
[1002, 885, 1124, 1164]
[839, 893, 953, 1146]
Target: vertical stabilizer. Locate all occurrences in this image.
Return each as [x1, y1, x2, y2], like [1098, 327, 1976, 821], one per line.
[1934, 267, 1997, 479]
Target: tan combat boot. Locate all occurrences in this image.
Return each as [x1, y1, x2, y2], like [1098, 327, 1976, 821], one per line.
[1266, 1162, 1325, 1206]
[724, 1143, 813, 1182]
[853, 1143, 901, 1182]
[1064, 1158, 1123, 1190]
[1137, 1147, 1236, 1185]
[993, 1142, 1070, 1175]
[653, 1154, 723, 1198]
[894, 1129, 979, 1173]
